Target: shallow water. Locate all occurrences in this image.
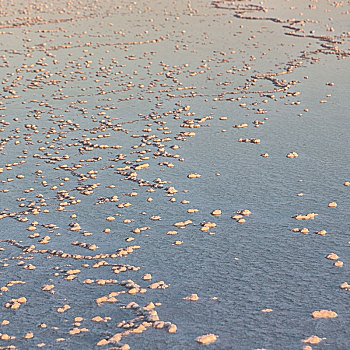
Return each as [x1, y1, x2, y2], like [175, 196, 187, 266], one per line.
[0, 0, 350, 349]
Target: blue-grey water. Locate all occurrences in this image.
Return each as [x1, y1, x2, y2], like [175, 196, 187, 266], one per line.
[0, 0, 350, 349]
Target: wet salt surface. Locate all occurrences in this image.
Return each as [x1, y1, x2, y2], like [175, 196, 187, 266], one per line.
[0, 0, 349, 348]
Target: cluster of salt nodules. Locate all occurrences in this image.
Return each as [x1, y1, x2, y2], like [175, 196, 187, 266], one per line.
[326, 253, 339, 261]
[57, 304, 71, 313]
[166, 186, 178, 194]
[326, 253, 343, 267]
[96, 301, 177, 347]
[132, 226, 150, 234]
[196, 333, 218, 345]
[174, 220, 193, 229]
[238, 138, 260, 144]
[183, 294, 199, 301]
[200, 222, 216, 232]
[149, 281, 169, 289]
[5, 297, 27, 310]
[340, 282, 350, 291]
[72, 241, 98, 251]
[233, 123, 248, 128]
[292, 228, 327, 236]
[112, 264, 140, 275]
[41, 284, 55, 292]
[187, 173, 201, 179]
[291, 227, 310, 234]
[69, 222, 82, 231]
[232, 209, 251, 224]
[293, 213, 318, 220]
[121, 279, 147, 294]
[286, 152, 298, 158]
[328, 202, 337, 208]
[312, 310, 338, 319]
[302, 335, 325, 345]
[69, 323, 89, 336]
[83, 279, 118, 286]
[316, 230, 327, 236]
